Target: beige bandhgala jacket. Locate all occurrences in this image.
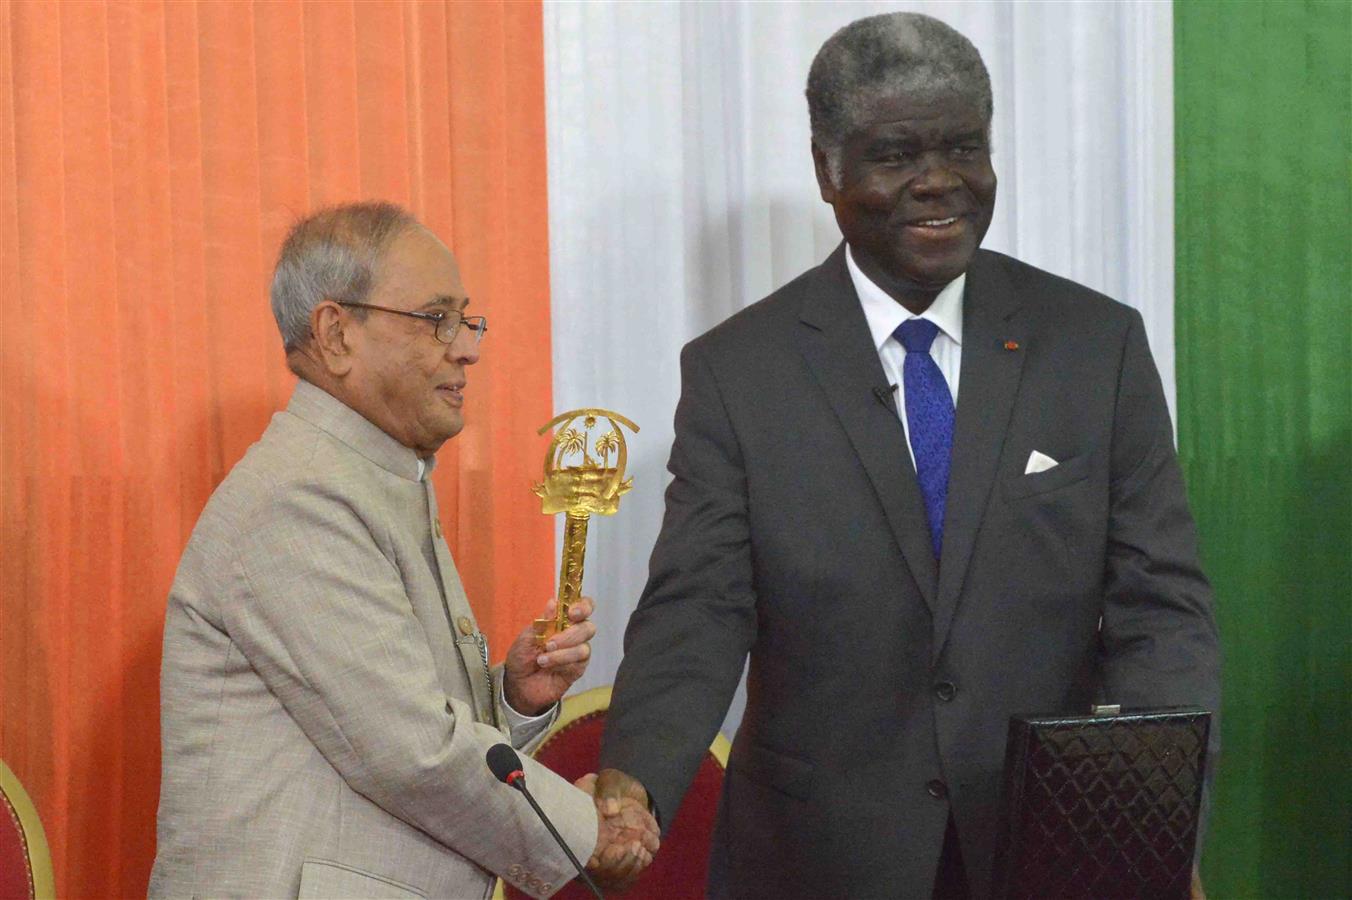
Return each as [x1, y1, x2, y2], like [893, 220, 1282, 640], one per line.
[150, 380, 596, 899]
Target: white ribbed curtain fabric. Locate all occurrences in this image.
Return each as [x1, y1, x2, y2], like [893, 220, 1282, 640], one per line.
[544, 0, 1174, 736]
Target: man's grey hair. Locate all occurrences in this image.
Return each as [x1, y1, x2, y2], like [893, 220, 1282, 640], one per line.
[806, 13, 993, 185]
[270, 201, 420, 352]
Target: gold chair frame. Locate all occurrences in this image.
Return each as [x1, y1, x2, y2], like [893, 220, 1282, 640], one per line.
[1, 759, 55, 899]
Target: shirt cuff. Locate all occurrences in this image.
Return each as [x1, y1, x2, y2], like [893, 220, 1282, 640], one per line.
[500, 680, 556, 749]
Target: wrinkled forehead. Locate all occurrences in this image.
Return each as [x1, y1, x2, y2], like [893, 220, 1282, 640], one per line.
[374, 225, 467, 304]
[850, 82, 989, 134]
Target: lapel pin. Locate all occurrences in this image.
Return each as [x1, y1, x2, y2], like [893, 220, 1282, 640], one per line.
[1004, 340, 1020, 351]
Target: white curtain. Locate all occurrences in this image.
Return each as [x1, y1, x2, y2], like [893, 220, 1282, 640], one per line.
[544, 0, 1175, 736]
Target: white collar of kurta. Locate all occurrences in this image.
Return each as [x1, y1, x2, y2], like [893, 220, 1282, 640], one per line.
[287, 379, 434, 483]
[846, 243, 966, 353]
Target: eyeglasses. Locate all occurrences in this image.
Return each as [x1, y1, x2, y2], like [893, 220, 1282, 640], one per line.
[335, 301, 488, 345]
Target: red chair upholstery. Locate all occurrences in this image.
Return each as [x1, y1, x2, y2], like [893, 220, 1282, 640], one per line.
[0, 761, 55, 900]
[501, 686, 730, 900]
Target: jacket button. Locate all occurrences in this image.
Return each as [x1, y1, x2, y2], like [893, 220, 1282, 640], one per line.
[458, 616, 475, 636]
[434, 519, 443, 538]
[926, 779, 948, 799]
[934, 681, 956, 702]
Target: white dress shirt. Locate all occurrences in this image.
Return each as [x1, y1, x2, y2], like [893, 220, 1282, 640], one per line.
[846, 245, 965, 469]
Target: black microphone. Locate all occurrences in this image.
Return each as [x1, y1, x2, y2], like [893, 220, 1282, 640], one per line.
[873, 384, 898, 406]
[486, 744, 603, 899]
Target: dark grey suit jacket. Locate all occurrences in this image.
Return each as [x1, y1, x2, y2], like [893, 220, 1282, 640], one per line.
[600, 245, 1220, 899]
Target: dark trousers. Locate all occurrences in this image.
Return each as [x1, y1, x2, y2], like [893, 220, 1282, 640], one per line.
[931, 816, 971, 900]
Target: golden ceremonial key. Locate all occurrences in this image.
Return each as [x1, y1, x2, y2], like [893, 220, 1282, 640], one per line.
[532, 409, 639, 643]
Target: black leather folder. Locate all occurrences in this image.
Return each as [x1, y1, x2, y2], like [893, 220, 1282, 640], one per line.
[992, 706, 1210, 900]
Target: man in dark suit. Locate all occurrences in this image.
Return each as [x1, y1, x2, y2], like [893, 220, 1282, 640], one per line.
[595, 12, 1220, 899]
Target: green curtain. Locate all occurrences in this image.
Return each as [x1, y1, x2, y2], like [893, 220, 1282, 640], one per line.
[1175, 1, 1351, 897]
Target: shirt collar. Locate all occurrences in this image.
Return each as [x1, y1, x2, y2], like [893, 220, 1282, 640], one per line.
[286, 379, 434, 483]
[846, 244, 966, 352]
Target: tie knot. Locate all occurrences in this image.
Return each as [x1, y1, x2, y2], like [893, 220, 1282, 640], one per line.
[896, 318, 940, 353]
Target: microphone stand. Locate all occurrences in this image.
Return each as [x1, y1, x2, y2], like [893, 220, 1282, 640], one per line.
[506, 775, 604, 899]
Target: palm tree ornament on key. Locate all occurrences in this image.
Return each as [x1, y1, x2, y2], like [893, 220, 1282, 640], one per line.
[532, 409, 639, 642]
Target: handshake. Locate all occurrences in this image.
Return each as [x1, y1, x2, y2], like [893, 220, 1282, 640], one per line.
[574, 769, 658, 892]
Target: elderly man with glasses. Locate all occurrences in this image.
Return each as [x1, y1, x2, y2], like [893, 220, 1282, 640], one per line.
[150, 202, 657, 899]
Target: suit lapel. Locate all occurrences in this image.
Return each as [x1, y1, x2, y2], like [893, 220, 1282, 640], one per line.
[796, 245, 939, 611]
[423, 485, 498, 727]
[933, 251, 1026, 660]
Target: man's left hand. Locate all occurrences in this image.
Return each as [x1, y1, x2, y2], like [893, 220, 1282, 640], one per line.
[503, 597, 596, 716]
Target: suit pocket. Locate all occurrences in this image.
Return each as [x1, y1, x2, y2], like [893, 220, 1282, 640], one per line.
[729, 739, 815, 801]
[298, 858, 427, 899]
[1003, 453, 1090, 501]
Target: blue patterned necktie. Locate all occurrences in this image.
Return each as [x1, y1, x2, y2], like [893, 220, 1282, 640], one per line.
[895, 318, 954, 559]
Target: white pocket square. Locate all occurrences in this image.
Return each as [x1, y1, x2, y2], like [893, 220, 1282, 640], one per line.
[1024, 450, 1059, 475]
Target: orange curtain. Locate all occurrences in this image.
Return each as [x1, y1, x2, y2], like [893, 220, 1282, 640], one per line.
[0, 1, 555, 894]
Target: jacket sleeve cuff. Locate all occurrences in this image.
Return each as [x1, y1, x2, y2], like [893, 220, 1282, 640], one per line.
[513, 757, 599, 897]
